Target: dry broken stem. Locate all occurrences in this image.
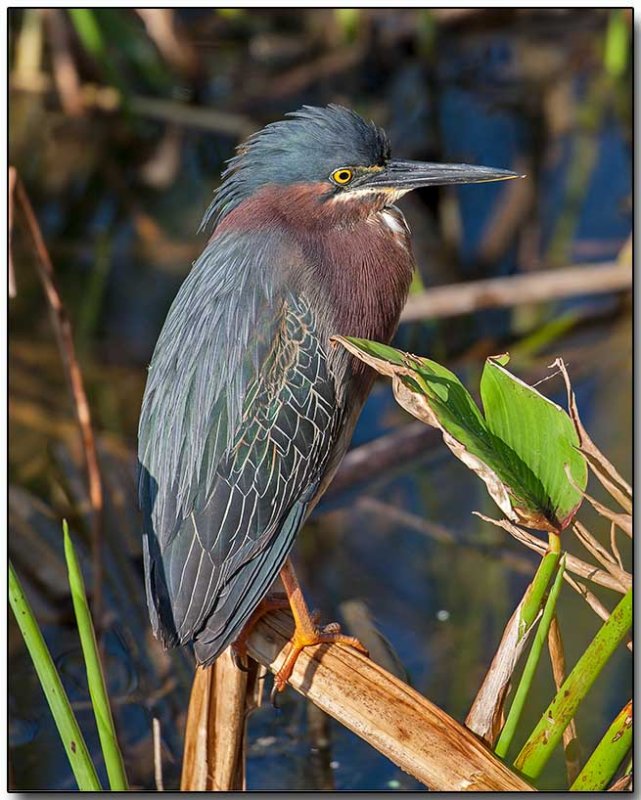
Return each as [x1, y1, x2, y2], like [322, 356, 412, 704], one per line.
[244, 611, 532, 791]
[11, 169, 105, 622]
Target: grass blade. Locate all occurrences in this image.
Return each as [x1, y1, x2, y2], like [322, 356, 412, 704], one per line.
[9, 561, 102, 791]
[570, 700, 632, 790]
[514, 588, 632, 779]
[63, 522, 129, 790]
[495, 555, 566, 758]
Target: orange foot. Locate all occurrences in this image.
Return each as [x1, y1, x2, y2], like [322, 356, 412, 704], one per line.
[271, 621, 368, 702]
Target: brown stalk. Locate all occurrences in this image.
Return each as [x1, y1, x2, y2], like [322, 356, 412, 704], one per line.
[610, 522, 624, 570]
[563, 460, 632, 538]
[576, 490, 632, 538]
[328, 421, 440, 497]
[580, 450, 633, 516]
[180, 652, 264, 791]
[246, 611, 533, 791]
[547, 616, 581, 784]
[152, 717, 164, 791]
[357, 496, 534, 575]
[465, 600, 536, 745]
[478, 155, 534, 264]
[11, 170, 104, 622]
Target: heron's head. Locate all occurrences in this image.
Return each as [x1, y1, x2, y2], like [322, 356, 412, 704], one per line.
[203, 104, 519, 231]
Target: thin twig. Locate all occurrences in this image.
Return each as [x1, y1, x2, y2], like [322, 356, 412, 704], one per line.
[152, 717, 164, 791]
[475, 514, 627, 594]
[557, 359, 633, 508]
[400, 262, 631, 321]
[610, 522, 624, 570]
[12, 172, 104, 623]
[572, 521, 631, 591]
[575, 490, 632, 537]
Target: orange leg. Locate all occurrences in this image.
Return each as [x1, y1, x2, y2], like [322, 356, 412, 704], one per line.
[272, 559, 368, 694]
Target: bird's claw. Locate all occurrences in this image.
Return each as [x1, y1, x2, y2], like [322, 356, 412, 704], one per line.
[230, 644, 250, 672]
[269, 624, 369, 701]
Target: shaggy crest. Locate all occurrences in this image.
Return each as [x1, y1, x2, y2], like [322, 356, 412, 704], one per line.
[201, 104, 390, 231]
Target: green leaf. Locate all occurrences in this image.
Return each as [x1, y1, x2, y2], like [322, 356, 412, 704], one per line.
[334, 336, 587, 532]
[9, 562, 102, 791]
[64, 522, 129, 791]
[481, 357, 587, 529]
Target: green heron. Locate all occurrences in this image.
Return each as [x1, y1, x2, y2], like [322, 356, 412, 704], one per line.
[138, 104, 516, 692]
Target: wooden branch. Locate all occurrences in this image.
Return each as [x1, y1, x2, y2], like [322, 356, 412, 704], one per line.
[246, 611, 532, 791]
[401, 262, 631, 321]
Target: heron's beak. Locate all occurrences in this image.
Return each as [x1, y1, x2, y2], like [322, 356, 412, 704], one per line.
[359, 159, 522, 194]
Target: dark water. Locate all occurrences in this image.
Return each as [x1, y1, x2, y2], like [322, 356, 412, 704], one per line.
[9, 9, 631, 791]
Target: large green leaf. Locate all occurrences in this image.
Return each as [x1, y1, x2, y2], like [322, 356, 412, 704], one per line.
[334, 336, 587, 532]
[480, 357, 587, 529]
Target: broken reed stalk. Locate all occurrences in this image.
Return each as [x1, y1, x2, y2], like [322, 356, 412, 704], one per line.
[400, 262, 631, 321]
[245, 611, 533, 791]
[152, 717, 164, 790]
[466, 535, 561, 747]
[180, 652, 264, 791]
[11, 169, 105, 624]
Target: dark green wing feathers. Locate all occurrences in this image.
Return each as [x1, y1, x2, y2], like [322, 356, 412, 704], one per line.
[138, 232, 341, 661]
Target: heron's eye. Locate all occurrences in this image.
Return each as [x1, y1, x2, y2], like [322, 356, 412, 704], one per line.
[330, 168, 354, 186]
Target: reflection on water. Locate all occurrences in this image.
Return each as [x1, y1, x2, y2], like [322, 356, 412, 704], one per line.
[9, 9, 630, 791]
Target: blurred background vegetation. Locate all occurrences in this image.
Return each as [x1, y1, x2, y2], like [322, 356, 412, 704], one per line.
[9, 8, 631, 791]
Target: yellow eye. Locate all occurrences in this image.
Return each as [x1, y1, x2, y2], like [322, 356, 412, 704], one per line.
[331, 168, 354, 186]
